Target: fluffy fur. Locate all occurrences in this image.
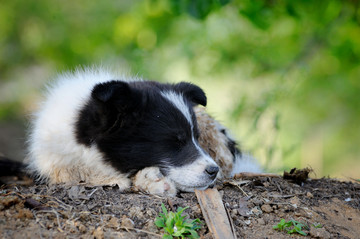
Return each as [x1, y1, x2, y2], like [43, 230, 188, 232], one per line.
[26, 68, 260, 196]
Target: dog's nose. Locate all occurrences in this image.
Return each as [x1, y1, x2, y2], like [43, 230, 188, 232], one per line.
[205, 165, 219, 180]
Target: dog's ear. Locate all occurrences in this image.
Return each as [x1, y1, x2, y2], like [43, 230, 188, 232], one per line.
[174, 82, 207, 106]
[91, 81, 143, 112]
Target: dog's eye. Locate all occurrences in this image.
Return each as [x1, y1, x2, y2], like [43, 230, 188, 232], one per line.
[176, 133, 187, 145]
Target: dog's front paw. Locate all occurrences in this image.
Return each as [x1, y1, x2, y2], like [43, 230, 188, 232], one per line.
[133, 167, 177, 196]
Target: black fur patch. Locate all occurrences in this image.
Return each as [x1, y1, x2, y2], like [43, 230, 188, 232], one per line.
[75, 81, 207, 175]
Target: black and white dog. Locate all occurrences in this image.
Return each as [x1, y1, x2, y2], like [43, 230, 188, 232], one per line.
[26, 68, 260, 196]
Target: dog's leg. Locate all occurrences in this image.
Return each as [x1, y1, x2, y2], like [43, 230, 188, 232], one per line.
[133, 167, 177, 196]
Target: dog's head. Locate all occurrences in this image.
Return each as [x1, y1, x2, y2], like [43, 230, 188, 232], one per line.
[76, 80, 219, 191]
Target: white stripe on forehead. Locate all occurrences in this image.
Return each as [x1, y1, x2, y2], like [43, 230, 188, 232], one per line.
[161, 91, 193, 127]
[161, 90, 217, 165]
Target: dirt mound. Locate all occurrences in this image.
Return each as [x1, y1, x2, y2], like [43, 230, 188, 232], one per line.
[1, 174, 359, 238]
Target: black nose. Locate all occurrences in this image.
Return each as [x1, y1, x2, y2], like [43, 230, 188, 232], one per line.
[205, 166, 219, 180]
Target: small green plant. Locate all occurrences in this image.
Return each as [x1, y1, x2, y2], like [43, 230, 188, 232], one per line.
[155, 203, 202, 239]
[312, 222, 323, 228]
[273, 219, 308, 236]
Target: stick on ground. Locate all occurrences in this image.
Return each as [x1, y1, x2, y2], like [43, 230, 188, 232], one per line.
[195, 188, 237, 239]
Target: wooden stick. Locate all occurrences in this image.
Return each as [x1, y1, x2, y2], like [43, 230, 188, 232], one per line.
[195, 188, 237, 239]
[233, 172, 280, 179]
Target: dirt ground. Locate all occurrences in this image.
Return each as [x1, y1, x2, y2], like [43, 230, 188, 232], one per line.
[0, 171, 359, 239]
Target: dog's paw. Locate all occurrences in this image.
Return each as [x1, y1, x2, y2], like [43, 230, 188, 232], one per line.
[133, 167, 177, 196]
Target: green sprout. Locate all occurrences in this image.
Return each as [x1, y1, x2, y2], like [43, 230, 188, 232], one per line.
[273, 219, 308, 236]
[312, 222, 323, 228]
[155, 203, 202, 239]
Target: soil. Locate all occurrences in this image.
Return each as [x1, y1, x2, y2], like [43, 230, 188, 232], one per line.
[0, 173, 359, 239]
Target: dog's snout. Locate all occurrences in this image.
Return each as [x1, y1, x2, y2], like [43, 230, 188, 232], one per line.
[205, 165, 219, 179]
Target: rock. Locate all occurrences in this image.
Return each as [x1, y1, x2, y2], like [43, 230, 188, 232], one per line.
[290, 196, 301, 208]
[251, 207, 262, 216]
[121, 215, 135, 228]
[69, 226, 77, 233]
[244, 219, 251, 225]
[78, 223, 87, 233]
[108, 217, 120, 228]
[191, 205, 202, 215]
[0, 196, 20, 209]
[146, 208, 157, 217]
[306, 192, 314, 198]
[144, 220, 158, 233]
[252, 199, 263, 206]
[261, 204, 273, 213]
[129, 206, 144, 218]
[309, 226, 331, 239]
[257, 218, 266, 225]
[299, 207, 313, 218]
[93, 226, 104, 239]
[231, 209, 238, 218]
[15, 208, 33, 219]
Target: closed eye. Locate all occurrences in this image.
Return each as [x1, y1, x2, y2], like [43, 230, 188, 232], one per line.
[176, 133, 187, 146]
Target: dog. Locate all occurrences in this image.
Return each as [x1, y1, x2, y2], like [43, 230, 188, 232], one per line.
[26, 68, 261, 196]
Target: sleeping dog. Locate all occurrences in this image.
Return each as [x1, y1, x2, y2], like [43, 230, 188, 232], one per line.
[27, 68, 260, 196]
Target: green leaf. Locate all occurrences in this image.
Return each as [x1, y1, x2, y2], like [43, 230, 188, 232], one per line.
[312, 223, 323, 228]
[273, 218, 287, 230]
[164, 226, 173, 235]
[183, 222, 194, 228]
[173, 231, 182, 237]
[155, 218, 165, 228]
[189, 229, 200, 238]
[155, 203, 202, 238]
[161, 203, 168, 216]
[163, 234, 173, 239]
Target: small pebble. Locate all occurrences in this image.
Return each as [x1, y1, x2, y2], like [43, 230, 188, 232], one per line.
[129, 206, 143, 218]
[252, 199, 263, 206]
[15, 208, 33, 219]
[306, 192, 314, 198]
[92, 227, 104, 239]
[108, 217, 120, 228]
[144, 220, 158, 233]
[290, 196, 301, 208]
[0, 196, 20, 208]
[231, 209, 238, 218]
[78, 223, 87, 233]
[251, 207, 262, 216]
[261, 204, 273, 213]
[121, 215, 135, 228]
[257, 218, 266, 225]
[309, 227, 331, 239]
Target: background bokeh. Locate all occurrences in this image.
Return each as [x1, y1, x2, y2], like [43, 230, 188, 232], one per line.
[1, 0, 359, 178]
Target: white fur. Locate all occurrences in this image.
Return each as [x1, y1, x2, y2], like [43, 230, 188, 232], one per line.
[161, 91, 193, 127]
[167, 160, 216, 192]
[133, 167, 177, 196]
[26, 68, 137, 188]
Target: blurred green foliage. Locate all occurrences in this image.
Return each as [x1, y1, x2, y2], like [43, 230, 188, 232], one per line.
[0, 0, 359, 177]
